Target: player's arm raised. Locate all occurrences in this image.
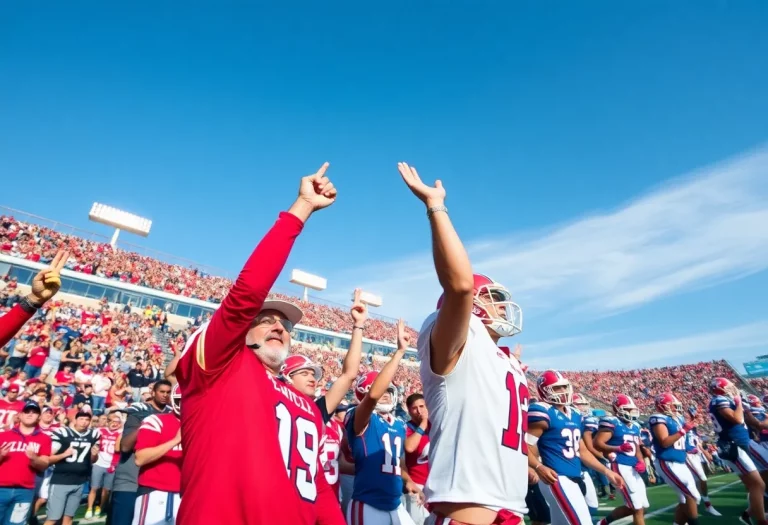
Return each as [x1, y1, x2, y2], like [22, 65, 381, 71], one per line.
[399, 163, 474, 376]
[324, 289, 366, 413]
[353, 319, 409, 435]
[187, 164, 337, 375]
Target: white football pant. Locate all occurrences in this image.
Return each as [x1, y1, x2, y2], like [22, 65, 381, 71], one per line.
[612, 462, 650, 510]
[132, 491, 181, 525]
[655, 459, 701, 504]
[347, 500, 415, 525]
[686, 453, 707, 482]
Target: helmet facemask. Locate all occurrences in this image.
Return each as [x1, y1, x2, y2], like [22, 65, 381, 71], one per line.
[473, 284, 523, 338]
[541, 381, 573, 406]
[376, 385, 398, 414]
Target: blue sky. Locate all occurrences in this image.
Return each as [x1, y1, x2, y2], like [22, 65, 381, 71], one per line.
[2, 2, 767, 371]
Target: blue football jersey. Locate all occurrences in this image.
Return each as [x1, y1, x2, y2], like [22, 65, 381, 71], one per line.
[599, 416, 641, 466]
[647, 413, 687, 462]
[529, 402, 583, 477]
[749, 406, 768, 443]
[709, 396, 750, 447]
[640, 428, 652, 448]
[344, 407, 406, 511]
[685, 430, 700, 453]
[583, 415, 599, 435]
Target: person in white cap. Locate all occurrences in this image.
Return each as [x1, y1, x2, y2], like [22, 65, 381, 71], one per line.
[174, 163, 345, 525]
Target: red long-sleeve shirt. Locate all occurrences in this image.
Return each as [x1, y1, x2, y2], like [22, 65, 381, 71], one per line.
[175, 211, 344, 525]
[0, 304, 34, 350]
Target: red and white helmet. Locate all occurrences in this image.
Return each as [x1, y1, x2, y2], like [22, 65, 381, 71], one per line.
[536, 370, 573, 406]
[746, 394, 762, 408]
[654, 392, 682, 417]
[572, 393, 590, 412]
[281, 355, 322, 383]
[171, 383, 182, 416]
[354, 371, 398, 413]
[612, 394, 640, 422]
[709, 377, 735, 398]
[437, 274, 523, 337]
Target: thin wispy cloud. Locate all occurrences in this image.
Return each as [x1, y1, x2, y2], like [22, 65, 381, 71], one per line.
[329, 146, 768, 329]
[523, 321, 768, 371]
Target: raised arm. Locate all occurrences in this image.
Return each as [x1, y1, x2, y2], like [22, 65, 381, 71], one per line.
[181, 164, 337, 376]
[353, 320, 409, 435]
[399, 163, 474, 376]
[0, 250, 68, 348]
[324, 289, 366, 412]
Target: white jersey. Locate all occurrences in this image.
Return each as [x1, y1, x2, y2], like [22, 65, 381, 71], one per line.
[417, 312, 529, 513]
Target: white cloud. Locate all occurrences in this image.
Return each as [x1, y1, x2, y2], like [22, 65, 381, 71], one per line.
[329, 145, 768, 329]
[523, 321, 768, 371]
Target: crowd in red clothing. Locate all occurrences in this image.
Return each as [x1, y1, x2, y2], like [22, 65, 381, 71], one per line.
[1, 215, 417, 345]
[749, 377, 768, 391]
[546, 360, 755, 426]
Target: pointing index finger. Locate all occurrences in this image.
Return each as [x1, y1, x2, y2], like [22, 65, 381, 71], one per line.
[314, 162, 330, 179]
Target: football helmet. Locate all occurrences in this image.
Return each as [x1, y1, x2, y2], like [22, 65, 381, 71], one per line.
[280, 355, 322, 383]
[572, 393, 591, 413]
[746, 394, 762, 408]
[654, 392, 683, 417]
[537, 370, 573, 406]
[171, 383, 182, 416]
[437, 274, 523, 337]
[612, 394, 640, 422]
[354, 371, 398, 413]
[709, 377, 735, 398]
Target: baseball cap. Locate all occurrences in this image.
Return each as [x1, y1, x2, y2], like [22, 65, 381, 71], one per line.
[7, 384, 20, 393]
[257, 300, 303, 328]
[23, 400, 41, 413]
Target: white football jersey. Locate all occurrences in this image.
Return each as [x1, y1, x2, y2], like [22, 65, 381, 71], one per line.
[418, 312, 529, 514]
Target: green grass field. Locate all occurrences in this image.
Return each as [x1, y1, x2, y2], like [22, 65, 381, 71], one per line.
[589, 473, 746, 525]
[40, 473, 746, 524]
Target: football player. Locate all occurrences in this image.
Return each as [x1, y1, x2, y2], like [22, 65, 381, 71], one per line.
[528, 371, 624, 525]
[709, 377, 768, 525]
[345, 319, 422, 525]
[571, 393, 600, 515]
[684, 425, 721, 515]
[595, 394, 648, 525]
[404, 393, 430, 525]
[648, 393, 701, 525]
[132, 383, 183, 525]
[401, 162, 531, 525]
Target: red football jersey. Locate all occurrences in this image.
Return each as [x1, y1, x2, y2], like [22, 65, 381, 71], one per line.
[0, 427, 52, 489]
[405, 423, 431, 486]
[96, 428, 121, 468]
[0, 399, 25, 430]
[320, 418, 343, 497]
[175, 212, 344, 525]
[135, 413, 182, 493]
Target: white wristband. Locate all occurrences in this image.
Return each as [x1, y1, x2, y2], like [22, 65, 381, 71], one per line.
[525, 433, 539, 446]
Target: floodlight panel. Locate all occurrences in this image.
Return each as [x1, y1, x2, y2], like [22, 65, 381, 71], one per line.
[357, 291, 382, 307]
[89, 203, 152, 236]
[289, 269, 327, 291]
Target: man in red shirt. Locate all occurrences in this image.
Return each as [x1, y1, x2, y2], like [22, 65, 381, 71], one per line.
[132, 384, 182, 525]
[404, 393, 430, 525]
[0, 401, 51, 524]
[175, 164, 345, 525]
[0, 386, 25, 432]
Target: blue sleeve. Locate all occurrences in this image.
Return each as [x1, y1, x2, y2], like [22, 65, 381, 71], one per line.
[648, 415, 665, 426]
[344, 407, 357, 441]
[528, 403, 551, 427]
[712, 396, 732, 409]
[599, 417, 616, 430]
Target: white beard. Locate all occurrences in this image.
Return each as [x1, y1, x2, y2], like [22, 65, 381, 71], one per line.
[254, 341, 289, 372]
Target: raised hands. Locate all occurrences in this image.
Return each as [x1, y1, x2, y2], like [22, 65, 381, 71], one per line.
[28, 249, 70, 306]
[398, 162, 446, 208]
[350, 288, 368, 327]
[396, 318, 411, 351]
[298, 162, 337, 211]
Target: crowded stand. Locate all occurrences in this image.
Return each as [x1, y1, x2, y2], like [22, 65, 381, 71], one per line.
[1, 165, 766, 525]
[1, 214, 418, 345]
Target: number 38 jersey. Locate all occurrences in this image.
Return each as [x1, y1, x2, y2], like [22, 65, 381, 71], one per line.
[528, 402, 583, 477]
[417, 313, 529, 514]
[50, 426, 101, 485]
[345, 408, 406, 511]
[598, 416, 640, 467]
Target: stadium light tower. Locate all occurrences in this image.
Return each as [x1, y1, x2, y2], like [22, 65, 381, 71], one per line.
[88, 203, 152, 249]
[289, 269, 327, 303]
[354, 290, 382, 308]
